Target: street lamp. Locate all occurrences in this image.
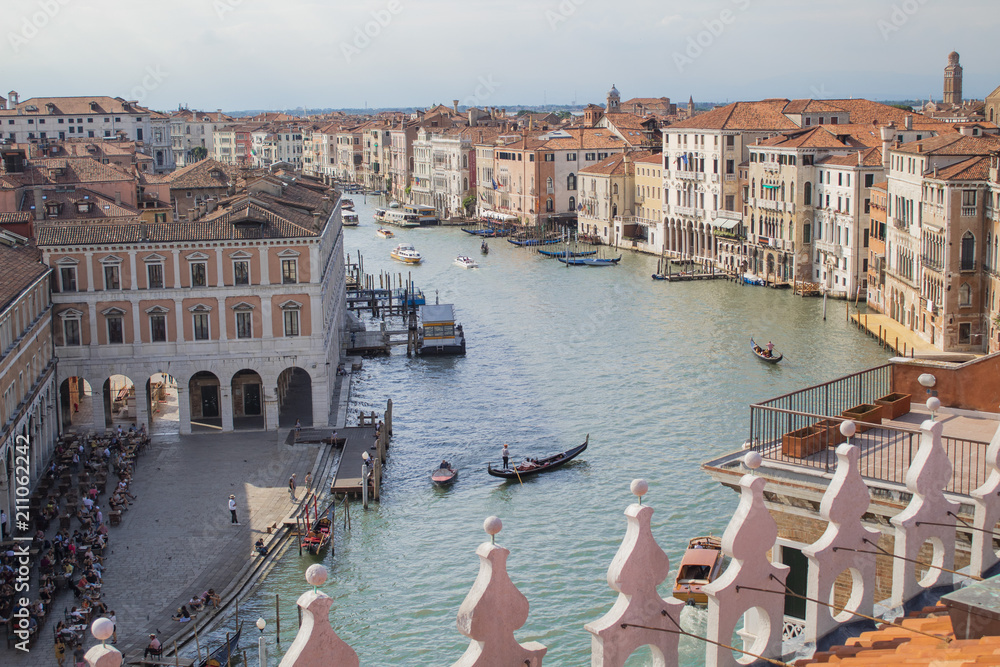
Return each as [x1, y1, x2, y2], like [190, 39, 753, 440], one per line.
[256, 618, 267, 667]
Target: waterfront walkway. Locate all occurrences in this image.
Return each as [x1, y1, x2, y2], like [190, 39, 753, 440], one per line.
[850, 310, 939, 356]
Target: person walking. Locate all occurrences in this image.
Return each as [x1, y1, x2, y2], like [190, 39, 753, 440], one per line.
[229, 495, 239, 524]
[109, 610, 117, 643]
[289, 474, 297, 500]
[502, 444, 510, 470]
[55, 638, 66, 667]
[303, 471, 312, 490]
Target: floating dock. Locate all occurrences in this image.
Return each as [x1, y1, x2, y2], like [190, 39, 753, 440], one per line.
[329, 426, 378, 496]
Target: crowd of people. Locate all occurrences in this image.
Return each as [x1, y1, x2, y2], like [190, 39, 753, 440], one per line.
[0, 426, 147, 653]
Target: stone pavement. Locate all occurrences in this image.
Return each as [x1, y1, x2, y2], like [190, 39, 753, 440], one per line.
[5, 429, 334, 667]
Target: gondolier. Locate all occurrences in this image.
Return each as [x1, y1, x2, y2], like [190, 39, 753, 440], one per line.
[502, 444, 510, 470]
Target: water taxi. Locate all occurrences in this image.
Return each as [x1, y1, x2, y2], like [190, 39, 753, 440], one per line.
[376, 208, 421, 227]
[376, 228, 395, 239]
[390, 243, 422, 264]
[402, 204, 438, 225]
[417, 303, 465, 356]
[454, 256, 479, 269]
[341, 198, 355, 211]
[672, 536, 725, 606]
[342, 212, 359, 226]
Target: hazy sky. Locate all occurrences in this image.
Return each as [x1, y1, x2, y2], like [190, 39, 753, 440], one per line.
[5, 0, 998, 112]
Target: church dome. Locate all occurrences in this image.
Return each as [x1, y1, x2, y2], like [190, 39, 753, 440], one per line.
[948, 51, 960, 64]
[608, 84, 620, 98]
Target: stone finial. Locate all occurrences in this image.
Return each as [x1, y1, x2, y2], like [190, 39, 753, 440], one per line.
[453, 520, 546, 667]
[585, 483, 683, 666]
[802, 444, 880, 643]
[85, 619, 122, 667]
[278, 572, 359, 667]
[970, 422, 1000, 576]
[703, 475, 789, 667]
[890, 420, 960, 608]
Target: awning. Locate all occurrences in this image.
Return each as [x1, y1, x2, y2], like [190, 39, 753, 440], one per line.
[714, 218, 741, 230]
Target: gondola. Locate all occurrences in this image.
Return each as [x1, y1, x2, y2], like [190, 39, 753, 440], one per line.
[198, 622, 242, 667]
[487, 435, 588, 479]
[751, 338, 782, 363]
[462, 228, 499, 237]
[302, 516, 331, 555]
[431, 466, 458, 487]
[480, 241, 489, 255]
[537, 249, 598, 258]
[651, 273, 668, 281]
[557, 256, 622, 267]
[507, 238, 562, 247]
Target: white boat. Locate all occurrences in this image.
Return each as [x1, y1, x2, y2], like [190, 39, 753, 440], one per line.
[454, 256, 479, 269]
[390, 243, 422, 264]
[376, 228, 395, 238]
[343, 212, 359, 226]
[342, 198, 355, 211]
[417, 304, 465, 356]
[402, 204, 438, 225]
[389, 201, 401, 209]
[381, 209, 421, 228]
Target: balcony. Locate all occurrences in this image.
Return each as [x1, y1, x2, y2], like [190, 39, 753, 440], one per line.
[724, 174, 737, 181]
[962, 206, 978, 218]
[711, 174, 719, 183]
[920, 255, 943, 272]
[715, 209, 742, 221]
[677, 171, 705, 181]
[892, 217, 908, 230]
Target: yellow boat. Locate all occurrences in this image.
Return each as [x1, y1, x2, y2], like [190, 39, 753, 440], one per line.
[672, 536, 724, 606]
[390, 243, 422, 264]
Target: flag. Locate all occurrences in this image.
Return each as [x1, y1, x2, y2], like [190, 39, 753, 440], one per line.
[681, 153, 688, 165]
[492, 179, 498, 190]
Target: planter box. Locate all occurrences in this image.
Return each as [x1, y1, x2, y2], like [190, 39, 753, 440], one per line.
[841, 403, 883, 432]
[813, 418, 846, 447]
[782, 426, 827, 458]
[875, 392, 911, 420]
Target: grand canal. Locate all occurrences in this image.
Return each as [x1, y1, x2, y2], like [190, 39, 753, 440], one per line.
[205, 198, 889, 666]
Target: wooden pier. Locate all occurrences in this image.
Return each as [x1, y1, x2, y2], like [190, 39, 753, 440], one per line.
[656, 272, 727, 282]
[330, 400, 393, 500]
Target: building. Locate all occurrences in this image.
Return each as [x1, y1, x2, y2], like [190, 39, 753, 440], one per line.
[0, 230, 58, 535]
[162, 158, 239, 221]
[867, 181, 888, 311]
[577, 152, 647, 246]
[943, 51, 963, 107]
[626, 153, 665, 253]
[170, 108, 233, 168]
[36, 172, 347, 435]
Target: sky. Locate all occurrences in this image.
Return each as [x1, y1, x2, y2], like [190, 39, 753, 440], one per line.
[4, 0, 999, 112]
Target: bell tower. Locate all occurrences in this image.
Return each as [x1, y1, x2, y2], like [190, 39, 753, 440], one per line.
[606, 84, 620, 113]
[944, 51, 963, 106]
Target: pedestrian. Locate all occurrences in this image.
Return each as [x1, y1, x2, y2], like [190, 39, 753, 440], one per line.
[295, 418, 302, 434]
[229, 494, 239, 524]
[289, 474, 297, 499]
[502, 444, 510, 470]
[72, 450, 80, 471]
[55, 638, 66, 667]
[0, 509, 6, 540]
[304, 471, 312, 490]
[74, 644, 86, 667]
[109, 610, 117, 643]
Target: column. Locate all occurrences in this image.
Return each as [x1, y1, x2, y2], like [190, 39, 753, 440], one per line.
[171, 249, 182, 288]
[128, 251, 138, 290]
[84, 251, 95, 292]
[215, 248, 225, 287]
[259, 247, 270, 285]
[134, 388, 149, 432]
[173, 299, 184, 342]
[261, 298, 273, 340]
[216, 297, 228, 341]
[264, 388, 279, 431]
[177, 385, 192, 435]
[88, 303, 99, 348]
[220, 385, 234, 433]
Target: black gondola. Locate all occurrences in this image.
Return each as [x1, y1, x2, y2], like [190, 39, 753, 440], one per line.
[487, 435, 588, 479]
[198, 622, 242, 667]
[750, 338, 782, 363]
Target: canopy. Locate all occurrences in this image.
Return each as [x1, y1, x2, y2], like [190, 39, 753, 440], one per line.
[714, 218, 741, 230]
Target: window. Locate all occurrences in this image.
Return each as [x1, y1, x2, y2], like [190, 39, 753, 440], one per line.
[568, 196, 576, 212]
[107, 316, 124, 344]
[150, 314, 167, 342]
[283, 309, 300, 336]
[566, 153, 576, 161]
[193, 313, 210, 340]
[961, 232, 976, 271]
[725, 160, 734, 174]
[103, 264, 120, 290]
[545, 198, 554, 212]
[544, 154, 555, 162]
[236, 311, 253, 339]
[234, 260, 250, 286]
[803, 223, 811, 244]
[281, 259, 297, 284]
[546, 177, 553, 194]
[959, 322, 971, 344]
[63, 318, 81, 346]
[59, 266, 77, 292]
[190, 262, 207, 287]
[567, 173, 576, 190]
[147, 263, 164, 289]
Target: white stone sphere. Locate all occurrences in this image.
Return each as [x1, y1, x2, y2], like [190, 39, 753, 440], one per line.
[483, 516, 502, 536]
[840, 420, 857, 438]
[91, 617, 114, 641]
[927, 397, 941, 412]
[305, 563, 328, 586]
[743, 451, 762, 470]
[630, 479, 648, 497]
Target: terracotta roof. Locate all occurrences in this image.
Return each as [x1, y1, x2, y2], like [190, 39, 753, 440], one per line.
[168, 159, 238, 190]
[783, 99, 847, 114]
[579, 151, 651, 175]
[0, 96, 153, 117]
[759, 126, 864, 149]
[930, 155, 991, 181]
[634, 153, 663, 165]
[22, 188, 139, 221]
[822, 99, 941, 126]
[667, 100, 798, 131]
[0, 241, 48, 314]
[1, 157, 134, 188]
[895, 133, 1000, 156]
[0, 212, 32, 224]
[815, 147, 884, 167]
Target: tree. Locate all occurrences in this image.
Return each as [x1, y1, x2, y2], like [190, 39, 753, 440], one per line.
[188, 147, 208, 162]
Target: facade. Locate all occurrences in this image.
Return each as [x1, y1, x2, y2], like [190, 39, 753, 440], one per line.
[625, 153, 665, 253]
[0, 232, 58, 536]
[578, 153, 641, 245]
[36, 172, 347, 434]
[867, 182, 888, 312]
[170, 109, 232, 168]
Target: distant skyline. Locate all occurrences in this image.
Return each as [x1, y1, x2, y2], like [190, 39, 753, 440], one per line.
[5, 0, 999, 112]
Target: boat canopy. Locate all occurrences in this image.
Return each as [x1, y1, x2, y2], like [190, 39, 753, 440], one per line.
[419, 304, 455, 325]
[482, 210, 518, 221]
[681, 549, 721, 566]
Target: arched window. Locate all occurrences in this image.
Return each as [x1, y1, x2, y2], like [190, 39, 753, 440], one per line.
[804, 182, 812, 206]
[959, 282, 972, 306]
[567, 173, 576, 190]
[961, 231, 976, 271]
[568, 196, 576, 212]
[751, 178, 756, 198]
[612, 203, 618, 218]
[545, 198, 553, 212]
[780, 183, 786, 201]
[462, 155, 468, 169]
[463, 177, 468, 191]
[613, 183, 619, 195]
[546, 177, 553, 194]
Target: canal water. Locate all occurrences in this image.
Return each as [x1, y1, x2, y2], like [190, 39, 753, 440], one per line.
[202, 198, 889, 666]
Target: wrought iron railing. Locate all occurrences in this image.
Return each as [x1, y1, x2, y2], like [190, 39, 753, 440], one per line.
[749, 363, 991, 496]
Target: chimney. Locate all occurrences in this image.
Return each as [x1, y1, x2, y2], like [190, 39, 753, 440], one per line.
[313, 210, 323, 228]
[33, 186, 45, 221]
[206, 198, 217, 213]
[217, 109, 223, 121]
[453, 100, 459, 114]
[904, 115, 913, 131]
[879, 124, 894, 170]
[857, 150, 863, 166]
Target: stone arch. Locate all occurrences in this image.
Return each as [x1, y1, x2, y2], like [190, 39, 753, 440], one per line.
[103, 374, 137, 430]
[60, 376, 96, 431]
[232, 369, 264, 430]
[189, 371, 222, 432]
[278, 367, 312, 428]
[146, 372, 179, 438]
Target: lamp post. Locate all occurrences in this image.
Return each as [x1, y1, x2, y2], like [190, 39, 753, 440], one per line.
[256, 617, 267, 667]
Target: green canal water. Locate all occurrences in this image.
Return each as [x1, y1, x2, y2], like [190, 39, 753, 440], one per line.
[200, 198, 890, 666]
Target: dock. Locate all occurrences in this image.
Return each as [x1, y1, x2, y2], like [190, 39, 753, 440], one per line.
[329, 399, 393, 499]
[655, 272, 727, 282]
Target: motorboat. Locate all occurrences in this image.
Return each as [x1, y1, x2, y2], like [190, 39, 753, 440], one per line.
[390, 243, 422, 264]
[341, 198, 355, 211]
[672, 536, 725, 606]
[416, 303, 465, 355]
[376, 228, 395, 238]
[454, 255, 479, 269]
[342, 212, 359, 226]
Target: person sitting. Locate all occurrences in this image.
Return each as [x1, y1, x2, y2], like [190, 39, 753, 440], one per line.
[254, 539, 268, 556]
[439, 460, 451, 470]
[203, 588, 221, 608]
[188, 596, 205, 612]
[144, 634, 162, 659]
[171, 606, 191, 622]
